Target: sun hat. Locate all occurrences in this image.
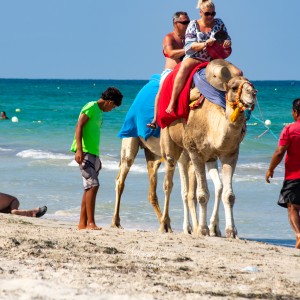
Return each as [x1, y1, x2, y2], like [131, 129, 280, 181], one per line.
[205, 59, 239, 91]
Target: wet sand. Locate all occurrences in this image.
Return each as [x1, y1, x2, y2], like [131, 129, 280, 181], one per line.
[0, 214, 299, 300]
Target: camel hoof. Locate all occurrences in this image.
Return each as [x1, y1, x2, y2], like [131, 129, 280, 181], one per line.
[183, 224, 192, 235]
[111, 222, 124, 229]
[197, 226, 209, 237]
[159, 223, 173, 233]
[111, 216, 124, 229]
[209, 224, 222, 237]
[225, 227, 238, 238]
[111, 224, 124, 229]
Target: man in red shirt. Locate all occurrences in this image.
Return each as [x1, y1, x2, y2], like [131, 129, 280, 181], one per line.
[266, 98, 300, 249]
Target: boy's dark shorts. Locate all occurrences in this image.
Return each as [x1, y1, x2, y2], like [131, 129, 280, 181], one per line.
[278, 179, 300, 208]
[79, 152, 102, 190]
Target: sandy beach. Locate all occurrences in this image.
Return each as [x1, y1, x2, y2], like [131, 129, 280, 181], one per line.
[0, 214, 299, 300]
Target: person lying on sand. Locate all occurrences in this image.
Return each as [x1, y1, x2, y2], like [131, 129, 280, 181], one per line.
[0, 192, 47, 217]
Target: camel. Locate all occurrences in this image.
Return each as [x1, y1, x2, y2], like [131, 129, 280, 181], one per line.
[159, 74, 257, 237]
[111, 128, 224, 235]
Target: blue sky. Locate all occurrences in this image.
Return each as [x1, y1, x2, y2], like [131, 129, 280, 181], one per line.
[1, 0, 299, 80]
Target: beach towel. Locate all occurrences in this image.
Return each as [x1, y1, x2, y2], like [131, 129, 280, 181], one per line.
[118, 74, 160, 140]
[157, 61, 208, 129]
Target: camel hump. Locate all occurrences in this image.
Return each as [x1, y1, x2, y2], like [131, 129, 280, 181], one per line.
[206, 59, 239, 91]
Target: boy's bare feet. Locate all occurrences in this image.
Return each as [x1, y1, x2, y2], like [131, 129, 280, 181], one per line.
[78, 223, 102, 230]
[78, 223, 87, 230]
[86, 223, 102, 230]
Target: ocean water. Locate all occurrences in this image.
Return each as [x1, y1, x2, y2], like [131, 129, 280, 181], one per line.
[1, 78, 300, 247]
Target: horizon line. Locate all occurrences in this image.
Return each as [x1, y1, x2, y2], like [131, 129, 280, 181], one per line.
[1, 77, 299, 82]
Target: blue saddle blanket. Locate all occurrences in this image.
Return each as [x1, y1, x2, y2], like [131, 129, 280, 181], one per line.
[118, 74, 160, 140]
[193, 68, 226, 109]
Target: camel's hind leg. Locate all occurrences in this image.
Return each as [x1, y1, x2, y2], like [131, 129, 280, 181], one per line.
[144, 147, 163, 223]
[111, 137, 140, 229]
[207, 160, 223, 237]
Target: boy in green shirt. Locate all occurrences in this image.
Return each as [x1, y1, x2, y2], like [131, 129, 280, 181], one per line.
[71, 87, 123, 230]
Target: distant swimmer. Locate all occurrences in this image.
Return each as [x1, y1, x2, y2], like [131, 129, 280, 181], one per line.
[1, 111, 9, 120]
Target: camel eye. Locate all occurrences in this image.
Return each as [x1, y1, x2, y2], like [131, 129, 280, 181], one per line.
[232, 87, 238, 92]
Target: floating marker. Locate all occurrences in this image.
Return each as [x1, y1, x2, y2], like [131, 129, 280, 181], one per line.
[11, 116, 19, 123]
[264, 119, 271, 126]
[15, 108, 21, 112]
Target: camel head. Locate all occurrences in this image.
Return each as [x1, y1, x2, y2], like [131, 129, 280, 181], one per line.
[224, 76, 257, 122]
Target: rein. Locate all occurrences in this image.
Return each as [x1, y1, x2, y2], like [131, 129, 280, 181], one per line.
[226, 81, 255, 123]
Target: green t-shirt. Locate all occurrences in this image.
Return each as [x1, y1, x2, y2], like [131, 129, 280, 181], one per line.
[70, 101, 103, 156]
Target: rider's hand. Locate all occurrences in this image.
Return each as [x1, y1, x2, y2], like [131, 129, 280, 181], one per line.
[223, 40, 231, 48]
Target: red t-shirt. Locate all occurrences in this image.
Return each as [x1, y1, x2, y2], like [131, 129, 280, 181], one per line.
[278, 120, 300, 179]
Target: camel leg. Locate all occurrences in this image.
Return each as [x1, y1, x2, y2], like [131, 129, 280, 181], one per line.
[188, 160, 198, 234]
[161, 157, 176, 233]
[188, 151, 210, 236]
[178, 151, 198, 235]
[160, 128, 183, 233]
[220, 155, 238, 238]
[207, 160, 223, 237]
[144, 147, 163, 223]
[111, 137, 140, 229]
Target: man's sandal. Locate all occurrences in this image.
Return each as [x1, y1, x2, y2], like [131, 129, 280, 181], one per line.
[146, 122, 157, 130]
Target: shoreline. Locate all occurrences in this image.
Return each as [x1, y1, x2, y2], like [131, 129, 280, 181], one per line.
[0, 214, 299, 299]
[46, 214, 296, 249]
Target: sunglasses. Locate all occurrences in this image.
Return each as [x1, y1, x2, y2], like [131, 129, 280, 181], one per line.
[177, 20, 190, 25]
[202, 11, 216, 17]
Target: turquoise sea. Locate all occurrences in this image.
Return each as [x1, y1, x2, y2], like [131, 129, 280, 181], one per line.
[1, 78, 300, 247]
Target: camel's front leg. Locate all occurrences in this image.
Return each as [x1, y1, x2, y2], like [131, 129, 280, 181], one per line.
[161, 155, 177, 233]
[178, 151, 197, 234]
[160, 128, 183, 233]
[221, 156, 238, 238]
[207, 160, 222, 237]
[111, 138, 139, 229]
[144, 147, 163, 224]
[188, 151, 209, 236]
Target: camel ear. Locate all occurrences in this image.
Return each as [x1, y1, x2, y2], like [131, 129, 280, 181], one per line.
[223, 82, 229, 91]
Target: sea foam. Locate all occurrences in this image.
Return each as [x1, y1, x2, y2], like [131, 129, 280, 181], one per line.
[16, 149, 73, 160]
[0, 147, 13, 152]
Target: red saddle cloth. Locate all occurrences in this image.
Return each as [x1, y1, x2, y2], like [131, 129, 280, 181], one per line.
[157, 61, 208, 129]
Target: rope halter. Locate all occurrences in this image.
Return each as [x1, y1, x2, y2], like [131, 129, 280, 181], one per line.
[226, 80, 257, 123]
